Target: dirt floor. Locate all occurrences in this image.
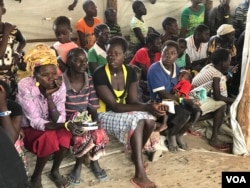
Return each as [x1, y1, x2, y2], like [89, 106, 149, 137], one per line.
[25, 133, 250, 188]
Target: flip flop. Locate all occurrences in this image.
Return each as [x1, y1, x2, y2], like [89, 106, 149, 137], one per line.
[130, 178, 157, 188]
[67, 174, 81, 186]
[48, 174, 69, 188]
[187, 129, 201, 137]
[209, 142, 231, 151]
[90, 165, 108, 181]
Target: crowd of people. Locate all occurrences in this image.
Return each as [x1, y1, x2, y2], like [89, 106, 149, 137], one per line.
[0, 0, 248, 187]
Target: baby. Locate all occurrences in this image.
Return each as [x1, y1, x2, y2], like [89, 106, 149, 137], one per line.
[172, 70, 193, 99]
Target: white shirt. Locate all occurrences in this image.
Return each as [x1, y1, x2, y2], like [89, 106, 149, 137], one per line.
[186, 35, 208, 62]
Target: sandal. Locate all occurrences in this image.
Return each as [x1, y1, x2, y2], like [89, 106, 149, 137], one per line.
[71, 125, 84, 136]
[187, 129, 201, 137]
[48, 174, 69, 188]
[209, 141, 231, 151]
[67, 174, 81, 186]
[90, 165, 107, 181]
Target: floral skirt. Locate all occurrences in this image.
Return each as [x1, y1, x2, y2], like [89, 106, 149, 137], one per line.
[72, 128, 109, 160]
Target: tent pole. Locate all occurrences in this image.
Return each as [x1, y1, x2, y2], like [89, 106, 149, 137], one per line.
[107, 0, 117, 10]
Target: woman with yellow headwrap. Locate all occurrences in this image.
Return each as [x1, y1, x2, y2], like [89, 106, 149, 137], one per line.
[16, 44, 83, 188]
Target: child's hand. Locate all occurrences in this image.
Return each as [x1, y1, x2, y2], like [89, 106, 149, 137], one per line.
[149, 103, 166, 117]
[230, 64, 239, 74]
[160, 103, 169, 112]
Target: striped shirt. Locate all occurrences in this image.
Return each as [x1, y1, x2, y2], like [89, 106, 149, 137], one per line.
[63, 71, 99, 120]
[192, 63, 227, 97]
[235, 1, 249, 29]
[106, 23, 122, 38]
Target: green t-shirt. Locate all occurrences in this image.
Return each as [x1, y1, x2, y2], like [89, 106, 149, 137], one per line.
[87, 44, 108, 75]
[181, 4, 205, 38]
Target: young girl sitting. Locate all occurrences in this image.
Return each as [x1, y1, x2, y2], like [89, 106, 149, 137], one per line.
[64, 47, 108, 185]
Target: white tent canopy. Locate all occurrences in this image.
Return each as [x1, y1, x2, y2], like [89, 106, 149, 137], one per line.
[5, 0, 241, 40]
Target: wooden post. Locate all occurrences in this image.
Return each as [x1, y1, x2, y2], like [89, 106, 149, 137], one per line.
[204, 0, 213, 25]
[107, 0, 117, 10]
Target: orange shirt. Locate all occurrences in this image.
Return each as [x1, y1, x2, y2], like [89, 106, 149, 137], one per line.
[76, 17, 101, 50]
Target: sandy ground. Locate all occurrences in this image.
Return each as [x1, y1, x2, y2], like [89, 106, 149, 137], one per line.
[25, 133, 250, 188]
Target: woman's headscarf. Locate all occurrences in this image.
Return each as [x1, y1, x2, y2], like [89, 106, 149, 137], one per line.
[24, 43, 58, 75]
[217, 24, 235, 36]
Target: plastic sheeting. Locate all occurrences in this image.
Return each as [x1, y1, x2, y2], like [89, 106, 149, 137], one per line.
[4, 0, 240, 40]
[230, 6, 250, 156]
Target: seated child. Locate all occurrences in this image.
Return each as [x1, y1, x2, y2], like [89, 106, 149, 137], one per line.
[105, 7, 122, 37]
[172, 70, 202, 137]
[176, 38, 191, 70]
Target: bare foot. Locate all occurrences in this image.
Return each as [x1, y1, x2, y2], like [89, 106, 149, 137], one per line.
[130, 177, 157, 188]
[49, 171, 69, 188]
[28, 176, 42, 188]
[176, 135, 188, 150]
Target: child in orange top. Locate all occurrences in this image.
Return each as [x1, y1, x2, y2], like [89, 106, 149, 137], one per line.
[76, 0, 102, 51]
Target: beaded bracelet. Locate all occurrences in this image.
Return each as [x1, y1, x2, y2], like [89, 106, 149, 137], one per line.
[0, 111, 12, 116]
[64, 121, 71, 131]
[179, 97, 184, 105]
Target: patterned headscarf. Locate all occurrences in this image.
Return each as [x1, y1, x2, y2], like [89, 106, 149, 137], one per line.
[24, 43, 58, 75]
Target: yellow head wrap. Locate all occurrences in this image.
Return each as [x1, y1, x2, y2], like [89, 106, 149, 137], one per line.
[24, 43, 58, 75]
